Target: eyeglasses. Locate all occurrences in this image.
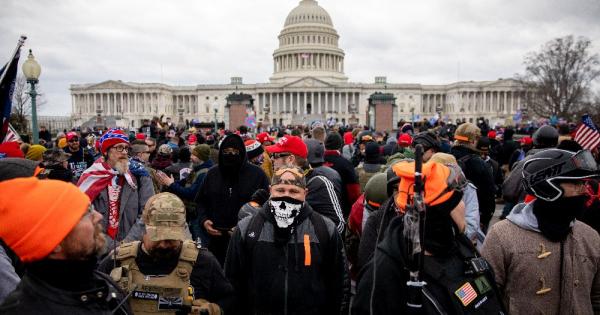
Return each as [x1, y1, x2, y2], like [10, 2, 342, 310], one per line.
[271, 153, 291, 160]
[112, 145, 130, 153]
[68, 138, 79, 143]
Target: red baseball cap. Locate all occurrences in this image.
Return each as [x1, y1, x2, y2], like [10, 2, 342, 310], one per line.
[135, 133, 146, 140]
[66, 132, 79, 142]
[520, 136, 533, 146]
[257, 132, 275, 144]
[487, 130, 497, 139]
[398, 133, 412, 147]
[265, 135, 308, 159]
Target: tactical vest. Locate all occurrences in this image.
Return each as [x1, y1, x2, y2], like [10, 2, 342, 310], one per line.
[110, 240, 199, 314]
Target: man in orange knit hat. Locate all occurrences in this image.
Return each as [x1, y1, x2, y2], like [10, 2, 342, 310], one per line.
[0, 178, 131, 314]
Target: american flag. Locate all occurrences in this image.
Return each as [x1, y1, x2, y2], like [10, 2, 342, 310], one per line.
[2, 123, 21, 143]
[574, 115, 600, 150]
[454, 282, 478, 306]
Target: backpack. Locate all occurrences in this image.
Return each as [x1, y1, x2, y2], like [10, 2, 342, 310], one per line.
[242, 210, 331, 254]
[456, 154, 474, 174]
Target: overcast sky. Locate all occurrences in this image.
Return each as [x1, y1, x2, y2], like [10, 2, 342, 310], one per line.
[1, 0, 599, 115]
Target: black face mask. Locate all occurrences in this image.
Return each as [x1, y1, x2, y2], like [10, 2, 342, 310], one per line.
[533, 195, 587, 242]
[423, 210, 458, 256]
[222, 153, 242, 168]
[149, 246, 180, 262]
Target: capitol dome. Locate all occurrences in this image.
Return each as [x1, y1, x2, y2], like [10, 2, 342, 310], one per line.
[284, 0, 333, 27]
[270, 0, 348, 84]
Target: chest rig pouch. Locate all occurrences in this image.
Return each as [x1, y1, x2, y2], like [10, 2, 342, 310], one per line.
[110, 240, 199, 314]
[422, 235, 506, 315]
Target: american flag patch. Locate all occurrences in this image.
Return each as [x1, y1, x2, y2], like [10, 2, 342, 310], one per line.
[455, 282, 478, 306]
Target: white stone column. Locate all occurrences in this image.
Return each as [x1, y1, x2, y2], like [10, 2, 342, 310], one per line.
[296, 92, 300, 114]
[504, 91, 508, 114]
[303, 91, 307, 114]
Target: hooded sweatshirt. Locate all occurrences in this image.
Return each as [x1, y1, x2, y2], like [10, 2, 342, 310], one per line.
[196, 134, 270, 230]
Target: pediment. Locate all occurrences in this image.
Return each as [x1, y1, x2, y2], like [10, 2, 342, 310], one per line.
[282, 77, 334, 88]
[485, 78, 520, 88]
[88, 80, 132, 89]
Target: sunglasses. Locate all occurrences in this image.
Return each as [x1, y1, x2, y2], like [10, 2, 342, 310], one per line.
[68, 138, 79, 143]
[271, 153, 291, 160]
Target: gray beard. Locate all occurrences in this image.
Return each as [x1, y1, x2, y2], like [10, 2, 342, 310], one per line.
[114, 159, 129, 175]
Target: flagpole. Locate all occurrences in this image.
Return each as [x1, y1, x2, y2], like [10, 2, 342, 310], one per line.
[0, 35, 27, 84]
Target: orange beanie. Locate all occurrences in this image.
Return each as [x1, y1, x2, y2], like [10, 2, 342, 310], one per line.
[393, 161, 455, 213]
[0, 178, 90, 262]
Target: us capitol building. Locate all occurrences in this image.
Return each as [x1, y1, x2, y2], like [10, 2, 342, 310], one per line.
[71, 0, 523, 130]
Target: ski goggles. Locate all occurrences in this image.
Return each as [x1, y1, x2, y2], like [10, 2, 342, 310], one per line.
[524, 150, 599, 201]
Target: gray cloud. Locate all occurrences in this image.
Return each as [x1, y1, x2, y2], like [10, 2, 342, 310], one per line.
[1, 0, 599, 115]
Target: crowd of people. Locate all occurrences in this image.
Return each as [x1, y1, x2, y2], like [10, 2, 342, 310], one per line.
[0, 115, 599, 315]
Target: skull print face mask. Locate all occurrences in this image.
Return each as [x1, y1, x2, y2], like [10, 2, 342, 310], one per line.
[269, 196, 303, 228]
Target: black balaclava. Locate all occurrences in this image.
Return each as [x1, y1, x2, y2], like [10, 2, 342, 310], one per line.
[533, 195, 587, 242]
[218, 134, 246, 176]
[422, 191, 463, 256]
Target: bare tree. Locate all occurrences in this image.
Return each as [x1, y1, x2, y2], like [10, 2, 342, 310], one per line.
[10, 75, 46, 133]
[516, 35, 600, 119]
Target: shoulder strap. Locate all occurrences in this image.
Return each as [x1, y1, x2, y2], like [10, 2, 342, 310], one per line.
[174, 240, 200, 281]
[310, 213, 331, 251]
[115, 241, 140, 261]
[243, 211, 267, 255]
[179, 240, 200, 263]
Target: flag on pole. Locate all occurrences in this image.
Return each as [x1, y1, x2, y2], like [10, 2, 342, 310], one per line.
[0, 36, 26, 143]
[2, 123, 21, 143]
[574, 115, 600, 150]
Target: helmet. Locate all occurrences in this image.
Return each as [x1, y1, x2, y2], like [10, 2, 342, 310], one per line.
[533, 125, 559, 148]
[522, 149, 598, 201]
[412, 131, 440, 151]
[364, 173, 389, 212]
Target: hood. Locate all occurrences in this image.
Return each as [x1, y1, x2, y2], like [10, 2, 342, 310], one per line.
[218, 134, 247, 171]
[506, 202, 540, 232]
[525, 147, 544, 157]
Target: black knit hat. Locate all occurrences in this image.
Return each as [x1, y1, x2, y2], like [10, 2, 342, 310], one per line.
[325, 132, 343, 150]
[0, 158, 41, 182]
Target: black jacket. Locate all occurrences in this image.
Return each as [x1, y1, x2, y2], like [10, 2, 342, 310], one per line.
[0, 269, 131, 315]
[196, 134, 270, 230]
[352, 216, 505, 315]
[356, 196, 397, 275]
[306, 167, 346, 234]
[324, 150, 360, 219]
[225, 203, 350, 315]
[451, 145, 496, 228]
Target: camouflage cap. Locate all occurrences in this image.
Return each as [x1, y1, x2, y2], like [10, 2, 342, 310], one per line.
[454, 123, 481, 144]
[142, 192, 186, 241]
[42, 148, 71, 166]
